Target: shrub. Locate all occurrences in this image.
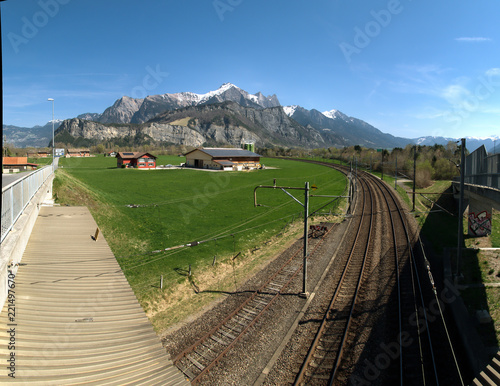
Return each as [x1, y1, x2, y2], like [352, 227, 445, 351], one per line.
[416, 160, 433, 188]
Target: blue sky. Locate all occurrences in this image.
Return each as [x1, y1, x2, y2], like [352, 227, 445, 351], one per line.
[2, 0, 500, 140]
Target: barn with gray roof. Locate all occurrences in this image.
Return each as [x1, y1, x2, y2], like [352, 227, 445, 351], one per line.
[184, 148, 261, 171]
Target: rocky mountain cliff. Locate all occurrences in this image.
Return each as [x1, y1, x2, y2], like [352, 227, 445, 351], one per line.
[79, 83, 281, 125]
[99, 96, 145, 124]
[55, 101, 326, 149]
[60, 82, 408, 149]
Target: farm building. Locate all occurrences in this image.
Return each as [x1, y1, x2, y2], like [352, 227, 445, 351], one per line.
[116, 152, 157, 169]
[27, 151, 50, 158]
[37, 151, 50, 158]
[3, 157, 38, 173]
[67, 148, 90, 157]
[184, 148, 261, 171]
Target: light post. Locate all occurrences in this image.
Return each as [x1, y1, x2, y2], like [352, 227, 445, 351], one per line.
[48, 98, 54, 170]
[1, 1, 6, 175]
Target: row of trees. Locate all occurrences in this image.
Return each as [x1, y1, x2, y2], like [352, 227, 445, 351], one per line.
[4, 141, 463, 188]
[258, 142, 464, 188]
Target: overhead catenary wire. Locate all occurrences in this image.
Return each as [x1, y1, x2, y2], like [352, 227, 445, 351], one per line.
[119, 206, 304, 270]
[117, 185, 342, 265]
[115, 199, 297, 262]
[118, 191, 343, 294]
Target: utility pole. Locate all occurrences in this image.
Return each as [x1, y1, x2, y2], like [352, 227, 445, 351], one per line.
[355, 157, 357, 181]
[254, 180, 347, 297]
[381, 150, 384, 181]
[254, 180, 310, 297]
[456, 138, 466, 276]
[395, 154, 398, 190]
[302, 182, 309, 296]
[412, 146, 417, 212]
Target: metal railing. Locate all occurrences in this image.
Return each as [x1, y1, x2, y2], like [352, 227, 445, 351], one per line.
[1, 164, 54, 243]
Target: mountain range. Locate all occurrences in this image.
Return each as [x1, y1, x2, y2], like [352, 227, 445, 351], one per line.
[3, 83, 499, 152]
[4, 120, 63, 148]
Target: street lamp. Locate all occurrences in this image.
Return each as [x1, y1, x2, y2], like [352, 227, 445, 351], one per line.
[47, 98, 54, 170]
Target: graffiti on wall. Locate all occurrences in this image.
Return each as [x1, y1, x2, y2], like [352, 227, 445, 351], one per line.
[468, 210, 492, 236]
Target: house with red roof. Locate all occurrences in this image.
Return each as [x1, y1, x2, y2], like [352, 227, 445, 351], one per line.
[116, 152, 157, 169]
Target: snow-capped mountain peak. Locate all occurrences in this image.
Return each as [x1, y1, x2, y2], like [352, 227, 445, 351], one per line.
[322, 109, 343, 119]
[283, 105, 299, 117]
[199, 82, 240, 101]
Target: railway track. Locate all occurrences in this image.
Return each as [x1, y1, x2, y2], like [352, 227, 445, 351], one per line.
[173, 222, 336, 384]
[375, 173, 439, 385]
[288, 162, 443, 385]
[167, 159, 465, 385]
[293, 170, 374, 384]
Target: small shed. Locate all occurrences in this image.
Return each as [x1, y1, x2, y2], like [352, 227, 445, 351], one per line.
[184, 148, 261, 171]
[116, 152, 157, 169]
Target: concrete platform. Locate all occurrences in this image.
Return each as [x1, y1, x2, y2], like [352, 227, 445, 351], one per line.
[0, 206, 189, 385]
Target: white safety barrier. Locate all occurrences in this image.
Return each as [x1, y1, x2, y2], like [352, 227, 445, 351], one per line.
[1, 164, 54, 243]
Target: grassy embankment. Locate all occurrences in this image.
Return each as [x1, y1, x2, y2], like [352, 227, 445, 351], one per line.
[53, 156, 347, 332]
[28, 156, 54, 168]
[392, 174, 500, 347]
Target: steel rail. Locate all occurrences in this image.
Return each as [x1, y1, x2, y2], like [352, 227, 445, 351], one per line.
[371, 171, 439, 385]
[173, 223, 336, 384]
[374, 171, 404, 385]
[329, 176, 374, 384]
[278, 159, 442, 384]
[294, 174, 373, 385]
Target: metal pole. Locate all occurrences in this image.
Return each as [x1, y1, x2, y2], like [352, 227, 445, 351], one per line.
[48, 98, 55, 171]
[412, 146, 417, 212]
[0, 1, 4, 177]
[395, 154, 398, 190]
[456, 138, 466, 276]
[302, 181, 309, 296]
[381, 150, 384, 181]
[52, 100, 54, 169]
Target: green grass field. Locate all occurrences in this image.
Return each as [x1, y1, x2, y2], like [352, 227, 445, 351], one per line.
[28, 156, 54, 168]
[54, 155, 347, 330]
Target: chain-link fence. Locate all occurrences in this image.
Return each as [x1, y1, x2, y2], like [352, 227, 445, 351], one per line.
[1, 164, 54, 243]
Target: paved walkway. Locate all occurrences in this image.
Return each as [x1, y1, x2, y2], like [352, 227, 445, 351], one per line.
[0, 206, 188, 385]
